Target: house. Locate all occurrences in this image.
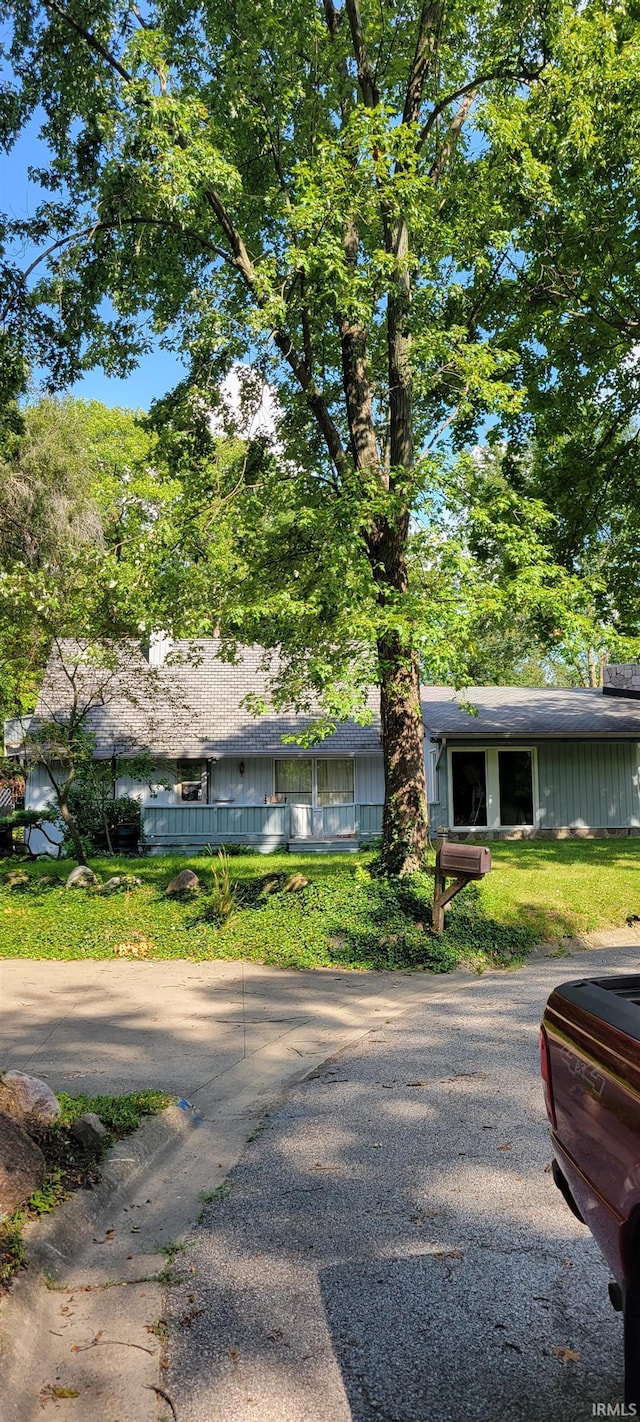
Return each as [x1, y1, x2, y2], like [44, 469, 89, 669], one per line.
[14, 641, 640, 854]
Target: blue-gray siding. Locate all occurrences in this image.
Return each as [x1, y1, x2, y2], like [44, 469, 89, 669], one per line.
[141, 802, 382, 847]
[537, 741, 640, 828]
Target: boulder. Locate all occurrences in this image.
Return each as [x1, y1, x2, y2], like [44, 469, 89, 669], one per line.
[284, 873, 309, 892]
[0, 1110, 46, 1216]
[165, 868, 200, 896]
[66, 865, 98, 889]
[101, 876, 123, 892]
[0, 1071, 60, 1125]
[70, 1113, 107, 1153]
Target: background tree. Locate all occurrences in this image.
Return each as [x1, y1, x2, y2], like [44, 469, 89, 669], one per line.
[0, 0, 579, 873]
[0, 395, 159, 721]
[479, 2, 640, 658]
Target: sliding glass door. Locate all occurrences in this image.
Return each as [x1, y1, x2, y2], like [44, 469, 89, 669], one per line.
[450, 748, 536, 830]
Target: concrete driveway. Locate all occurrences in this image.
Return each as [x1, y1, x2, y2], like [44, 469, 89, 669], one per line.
[164, 942, 640, 1422]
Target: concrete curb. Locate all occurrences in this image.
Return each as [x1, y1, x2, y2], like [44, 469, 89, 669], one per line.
[25, 1101, 189, 1279]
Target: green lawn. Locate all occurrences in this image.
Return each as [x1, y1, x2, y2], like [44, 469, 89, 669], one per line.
[1, 841, 638, 973]
[481, 839, 640, 940]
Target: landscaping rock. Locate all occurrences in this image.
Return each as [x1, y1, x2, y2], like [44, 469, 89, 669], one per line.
[0, 1071, 61, 1125]
[101, 874, 143, 893]
[65, 865, 98, 889]
[165, 868, 200, 895]
[70, 1112, 107, 1153]
[285, 873, 309, 892]
[0, 1110, 46, 1216]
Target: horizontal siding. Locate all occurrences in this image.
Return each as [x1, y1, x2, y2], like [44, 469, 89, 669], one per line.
[537, 741, 640, 828]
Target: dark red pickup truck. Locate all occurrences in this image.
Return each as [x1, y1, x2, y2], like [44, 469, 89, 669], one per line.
[542, 975, 640, 1406]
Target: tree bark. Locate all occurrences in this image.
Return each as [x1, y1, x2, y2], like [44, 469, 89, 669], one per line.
[378, 630, 427, 874]
[370, 517, 428, 874]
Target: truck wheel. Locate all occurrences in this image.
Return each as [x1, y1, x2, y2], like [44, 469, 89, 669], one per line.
[624, 1287, 640, 1408]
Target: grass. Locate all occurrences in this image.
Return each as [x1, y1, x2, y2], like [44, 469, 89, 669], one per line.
[1, 840, 638, 975]
[0, 850, 535, 971]
[0, 1089, 171, 1289]
[481, 839, 640, 940]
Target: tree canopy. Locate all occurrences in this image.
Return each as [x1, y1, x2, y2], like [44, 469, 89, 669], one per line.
[2, 0, 638, 868]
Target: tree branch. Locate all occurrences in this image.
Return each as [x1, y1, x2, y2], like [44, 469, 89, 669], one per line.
[43, 1, 133, 82]
[420, 62, 545, 145]
[430, 91, 477, 185]
[403, 2, 441, 126]
[344, 0, 379, 108]
[0, 217, 231, 324]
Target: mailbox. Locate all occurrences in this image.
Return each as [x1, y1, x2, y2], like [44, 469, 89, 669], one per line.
[439, 842, 491, 878]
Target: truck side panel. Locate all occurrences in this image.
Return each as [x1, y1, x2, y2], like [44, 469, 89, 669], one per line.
[545, 989, 640, 1284]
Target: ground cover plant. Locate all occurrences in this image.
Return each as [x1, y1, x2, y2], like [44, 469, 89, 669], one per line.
[0, 1089, 170, 1289]
[2, 842, 637, 972]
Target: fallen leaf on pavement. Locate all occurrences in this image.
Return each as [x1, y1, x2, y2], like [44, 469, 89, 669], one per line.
[551, 1346, 580, 1363]
[497, 1143, 512, 1151]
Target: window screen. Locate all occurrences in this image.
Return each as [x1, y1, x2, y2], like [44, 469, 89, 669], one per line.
[451, 751, 487, 826]
[316, 759, 354, 806]
[498, 751, 533, 826]
[274, 759, 312, 804]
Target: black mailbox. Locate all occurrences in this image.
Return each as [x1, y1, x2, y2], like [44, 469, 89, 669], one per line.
[439, 842, 491, 878]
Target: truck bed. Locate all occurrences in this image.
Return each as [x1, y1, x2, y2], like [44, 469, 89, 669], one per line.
[551, 975, 640, 1043]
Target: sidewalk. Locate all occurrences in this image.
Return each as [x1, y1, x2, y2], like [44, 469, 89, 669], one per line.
[0, 959, 431, 1422]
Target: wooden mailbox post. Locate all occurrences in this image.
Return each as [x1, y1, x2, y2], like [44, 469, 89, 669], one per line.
[432, 834, 491, 933]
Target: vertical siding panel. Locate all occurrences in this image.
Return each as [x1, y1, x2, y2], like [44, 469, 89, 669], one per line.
[534, 740, 638, 830]
[354, 755, 384, 804]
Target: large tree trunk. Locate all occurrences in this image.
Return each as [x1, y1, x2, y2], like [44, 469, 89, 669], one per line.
[378, 632, 428, 874]
[370, 513, 428, 875]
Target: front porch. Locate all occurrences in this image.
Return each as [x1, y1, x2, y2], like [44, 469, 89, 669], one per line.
[141, 802, 383, 853]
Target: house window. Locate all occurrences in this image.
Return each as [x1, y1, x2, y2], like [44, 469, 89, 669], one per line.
[451, 750, 487, 826]
[449, 747, 537, 828]
[178, 760, 204, 802]
[274, 758, 355, 806]
[316, 759, 354, 806]
[274, 759, 313, 804]
[498, 750, 534, 826]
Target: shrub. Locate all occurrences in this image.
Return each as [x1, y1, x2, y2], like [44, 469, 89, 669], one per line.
[61, 790, 141, 855]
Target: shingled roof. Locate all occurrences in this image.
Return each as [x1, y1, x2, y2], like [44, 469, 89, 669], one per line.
[33, 643, 640, 761]
[33, 640, 383, 759]
[421, 685, 640, 739]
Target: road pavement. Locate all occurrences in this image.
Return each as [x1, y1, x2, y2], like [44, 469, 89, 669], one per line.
[165, 942, 640, 1422]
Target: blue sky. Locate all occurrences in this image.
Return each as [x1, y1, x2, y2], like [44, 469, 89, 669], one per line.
[3, 117, 185, 412]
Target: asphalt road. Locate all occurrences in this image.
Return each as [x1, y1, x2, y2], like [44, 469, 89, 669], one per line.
[165, 945, 638, 1422]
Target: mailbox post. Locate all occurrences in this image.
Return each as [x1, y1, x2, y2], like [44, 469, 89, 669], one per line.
[432, 833, 491, 933]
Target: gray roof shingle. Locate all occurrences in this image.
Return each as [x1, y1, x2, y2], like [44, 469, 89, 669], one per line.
[421, 685, 640, 738]
[34, 641, 383, 759]
[33, 644, 640, 760]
